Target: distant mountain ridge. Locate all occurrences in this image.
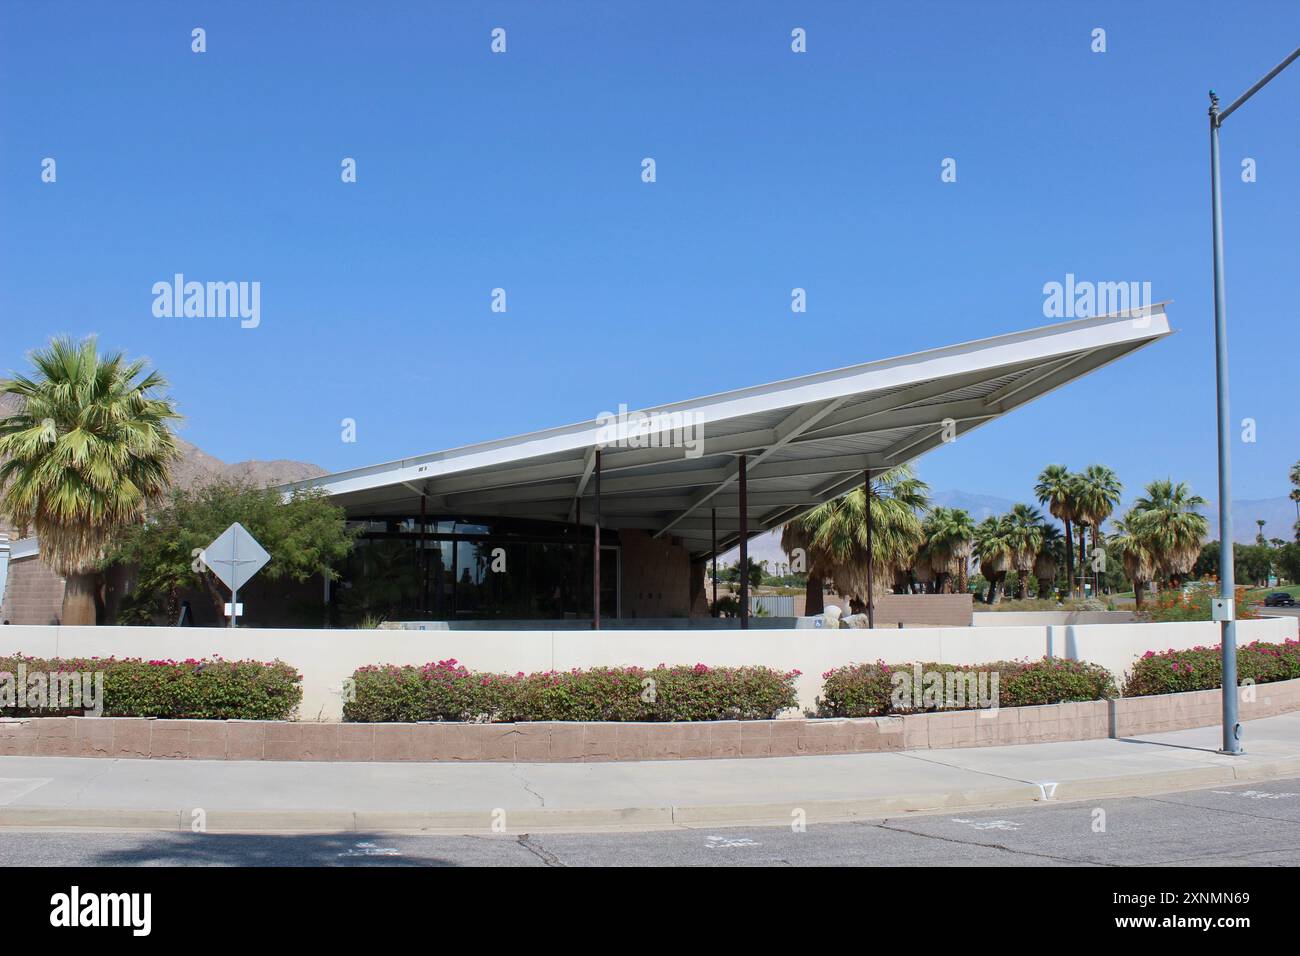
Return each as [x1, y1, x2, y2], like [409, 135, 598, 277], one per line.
[0, 393, 326, 518]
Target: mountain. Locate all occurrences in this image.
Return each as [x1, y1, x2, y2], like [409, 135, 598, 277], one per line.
[0, 394, 325, 536]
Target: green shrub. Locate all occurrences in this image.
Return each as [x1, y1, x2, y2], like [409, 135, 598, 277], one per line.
[1122, 639, 1300, 697]
[817, 657, 1116, 717]
[344, 660, 799, 722]
[0, 654, 302, 720]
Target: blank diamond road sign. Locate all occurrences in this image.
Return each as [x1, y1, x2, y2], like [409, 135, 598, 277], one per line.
[201, 522, 270, 592]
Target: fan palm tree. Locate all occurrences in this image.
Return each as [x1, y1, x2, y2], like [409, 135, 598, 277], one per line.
[1111, 512, 1158, 610]
[0, 337, 180, 625]
[1129, 479, 1208, 588]
[1033, 522, 1064, 599]
[1073, 464, 1122, 596]
[780, 519, 829, 615]
[974, 515, 1014, 604]
[1004, 504, 1045, 599]
[922, 506, 976, 594]
[783, 465, 930, 612]
[1034, 464, 1078, 597]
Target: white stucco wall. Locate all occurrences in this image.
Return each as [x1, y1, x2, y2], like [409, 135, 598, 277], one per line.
[0, 616, 1293, 721]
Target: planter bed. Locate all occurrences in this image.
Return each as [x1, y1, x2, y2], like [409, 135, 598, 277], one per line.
[4, 676, 1297, 762]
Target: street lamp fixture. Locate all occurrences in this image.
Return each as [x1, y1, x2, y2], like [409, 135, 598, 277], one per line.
[1207, 44, 1300, 755]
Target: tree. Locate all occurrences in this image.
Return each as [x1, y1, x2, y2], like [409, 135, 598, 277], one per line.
[782, 465, 929, 610]
[112, 480, 356, 623]
[1073, 464, 1122, 596]
[0, 337, 180, 625]
[1005, 504, 1045, 599]
[1290, 461, 1300, 542]
[1128, 479, 1208, 588]
[1035, 464, 1078, 597]
[974, 515, 1014, 604]
[921, 506, 976, 594]
[1110, 513, 1157, 610]
[1033, 523, 1064, 599]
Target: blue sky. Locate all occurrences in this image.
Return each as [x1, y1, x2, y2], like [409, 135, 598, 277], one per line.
[2, 1, 1297, 507]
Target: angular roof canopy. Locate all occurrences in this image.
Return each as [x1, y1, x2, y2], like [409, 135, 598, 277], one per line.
[286, 307, 1171, 558]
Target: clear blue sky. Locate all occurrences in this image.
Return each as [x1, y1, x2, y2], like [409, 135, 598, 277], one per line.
[2, 1, 1297, 506]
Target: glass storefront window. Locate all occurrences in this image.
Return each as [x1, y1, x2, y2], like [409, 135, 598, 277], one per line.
[333, 515, 618, 624]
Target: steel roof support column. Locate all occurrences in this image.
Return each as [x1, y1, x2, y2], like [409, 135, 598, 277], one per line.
[573, 497, 581, 619]
[865, 470, 874, 629]
[419, 493, 428, 616]
[711, 507, 718, 617]
[593, 449, 602, 631]
[739, 454, 748, 629]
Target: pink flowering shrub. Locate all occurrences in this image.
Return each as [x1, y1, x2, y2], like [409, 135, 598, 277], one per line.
[817, 658, 1115, 717]
[343, 660, 799, 723]
[0, 654, 301, 719]
[1122, 639, 1300, 697]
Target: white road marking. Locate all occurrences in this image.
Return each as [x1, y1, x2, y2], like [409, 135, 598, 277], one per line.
[950, 818, 1022, 831]
[338, 841, 401, 857]
[705, 835, 761, 849]
[1210, 790, 1297, 800]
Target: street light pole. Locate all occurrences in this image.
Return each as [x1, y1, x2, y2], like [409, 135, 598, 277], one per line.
[1206, 45, 1300, 756]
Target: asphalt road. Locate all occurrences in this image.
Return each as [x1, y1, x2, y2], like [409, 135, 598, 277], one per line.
[2, 776, 1298, 867]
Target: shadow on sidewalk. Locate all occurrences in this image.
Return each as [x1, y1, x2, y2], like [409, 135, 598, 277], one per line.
[84, 831, 459, 867]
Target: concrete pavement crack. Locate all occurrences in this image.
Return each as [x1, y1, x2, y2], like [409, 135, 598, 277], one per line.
[893, 750, 1051, 789]
[872, 820, 1112, 866]
[66, 759, 120, 807]
[1134, 793, 1300, 828]
[517, 833, 564, 867]
[509, 765, 546, 807]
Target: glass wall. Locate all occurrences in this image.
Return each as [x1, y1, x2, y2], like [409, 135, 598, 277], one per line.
[331, 516, 618, 624]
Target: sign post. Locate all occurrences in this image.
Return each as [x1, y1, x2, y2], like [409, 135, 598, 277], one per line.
[200, 523, 270, 628]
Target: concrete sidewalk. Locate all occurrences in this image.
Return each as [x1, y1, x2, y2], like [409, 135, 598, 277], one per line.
[1, 713, 1298, 832]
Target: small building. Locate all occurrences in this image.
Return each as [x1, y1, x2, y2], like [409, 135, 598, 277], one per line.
[279, 308, 1171, 628]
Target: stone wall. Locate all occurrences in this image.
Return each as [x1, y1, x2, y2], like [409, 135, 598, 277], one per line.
[0, 556, 64, 625]
[872, 593, 973, 627]
[5, 676, 1295, 762]
[617, 530, 692, 619]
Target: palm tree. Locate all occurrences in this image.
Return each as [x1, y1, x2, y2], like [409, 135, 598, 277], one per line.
[1073, 465, 1122, 597]
[1005, 504, 1045, 599]
[1129, 479, 1208, 589]
[1035, 464, 1078, 597]
[974, 515, 1014, 604]
[0, 337, 180, 625]
[1033, 522, 1064, 599]
[1111, 512, 1158, 610]
[922, 506, 976, 594]
[783, 465, 930, 613]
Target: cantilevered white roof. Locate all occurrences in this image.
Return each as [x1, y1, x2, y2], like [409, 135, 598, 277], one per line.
[286, 307, 1172, 557]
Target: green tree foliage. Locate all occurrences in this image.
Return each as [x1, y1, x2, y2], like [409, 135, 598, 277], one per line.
[0, 337, 180, 624]
[112, 480, 355, 623]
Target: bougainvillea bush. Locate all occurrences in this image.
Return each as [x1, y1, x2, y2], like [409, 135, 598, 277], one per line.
[1122, 639, 1300, 697]
[817, 658, 1116, 718]
[0, 655, 302, 719]
[343, 660, 800, 722]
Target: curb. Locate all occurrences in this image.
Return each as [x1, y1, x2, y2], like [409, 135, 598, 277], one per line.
[4, 755, 1297, 833]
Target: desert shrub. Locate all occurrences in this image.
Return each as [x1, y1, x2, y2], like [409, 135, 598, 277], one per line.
[343, 661, 799, 722]
[817, 657, 1115, 717]
[1138, 586, 1257, 623]
[1122, 639, 1300, 697]
[0, 654, 302, 719]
